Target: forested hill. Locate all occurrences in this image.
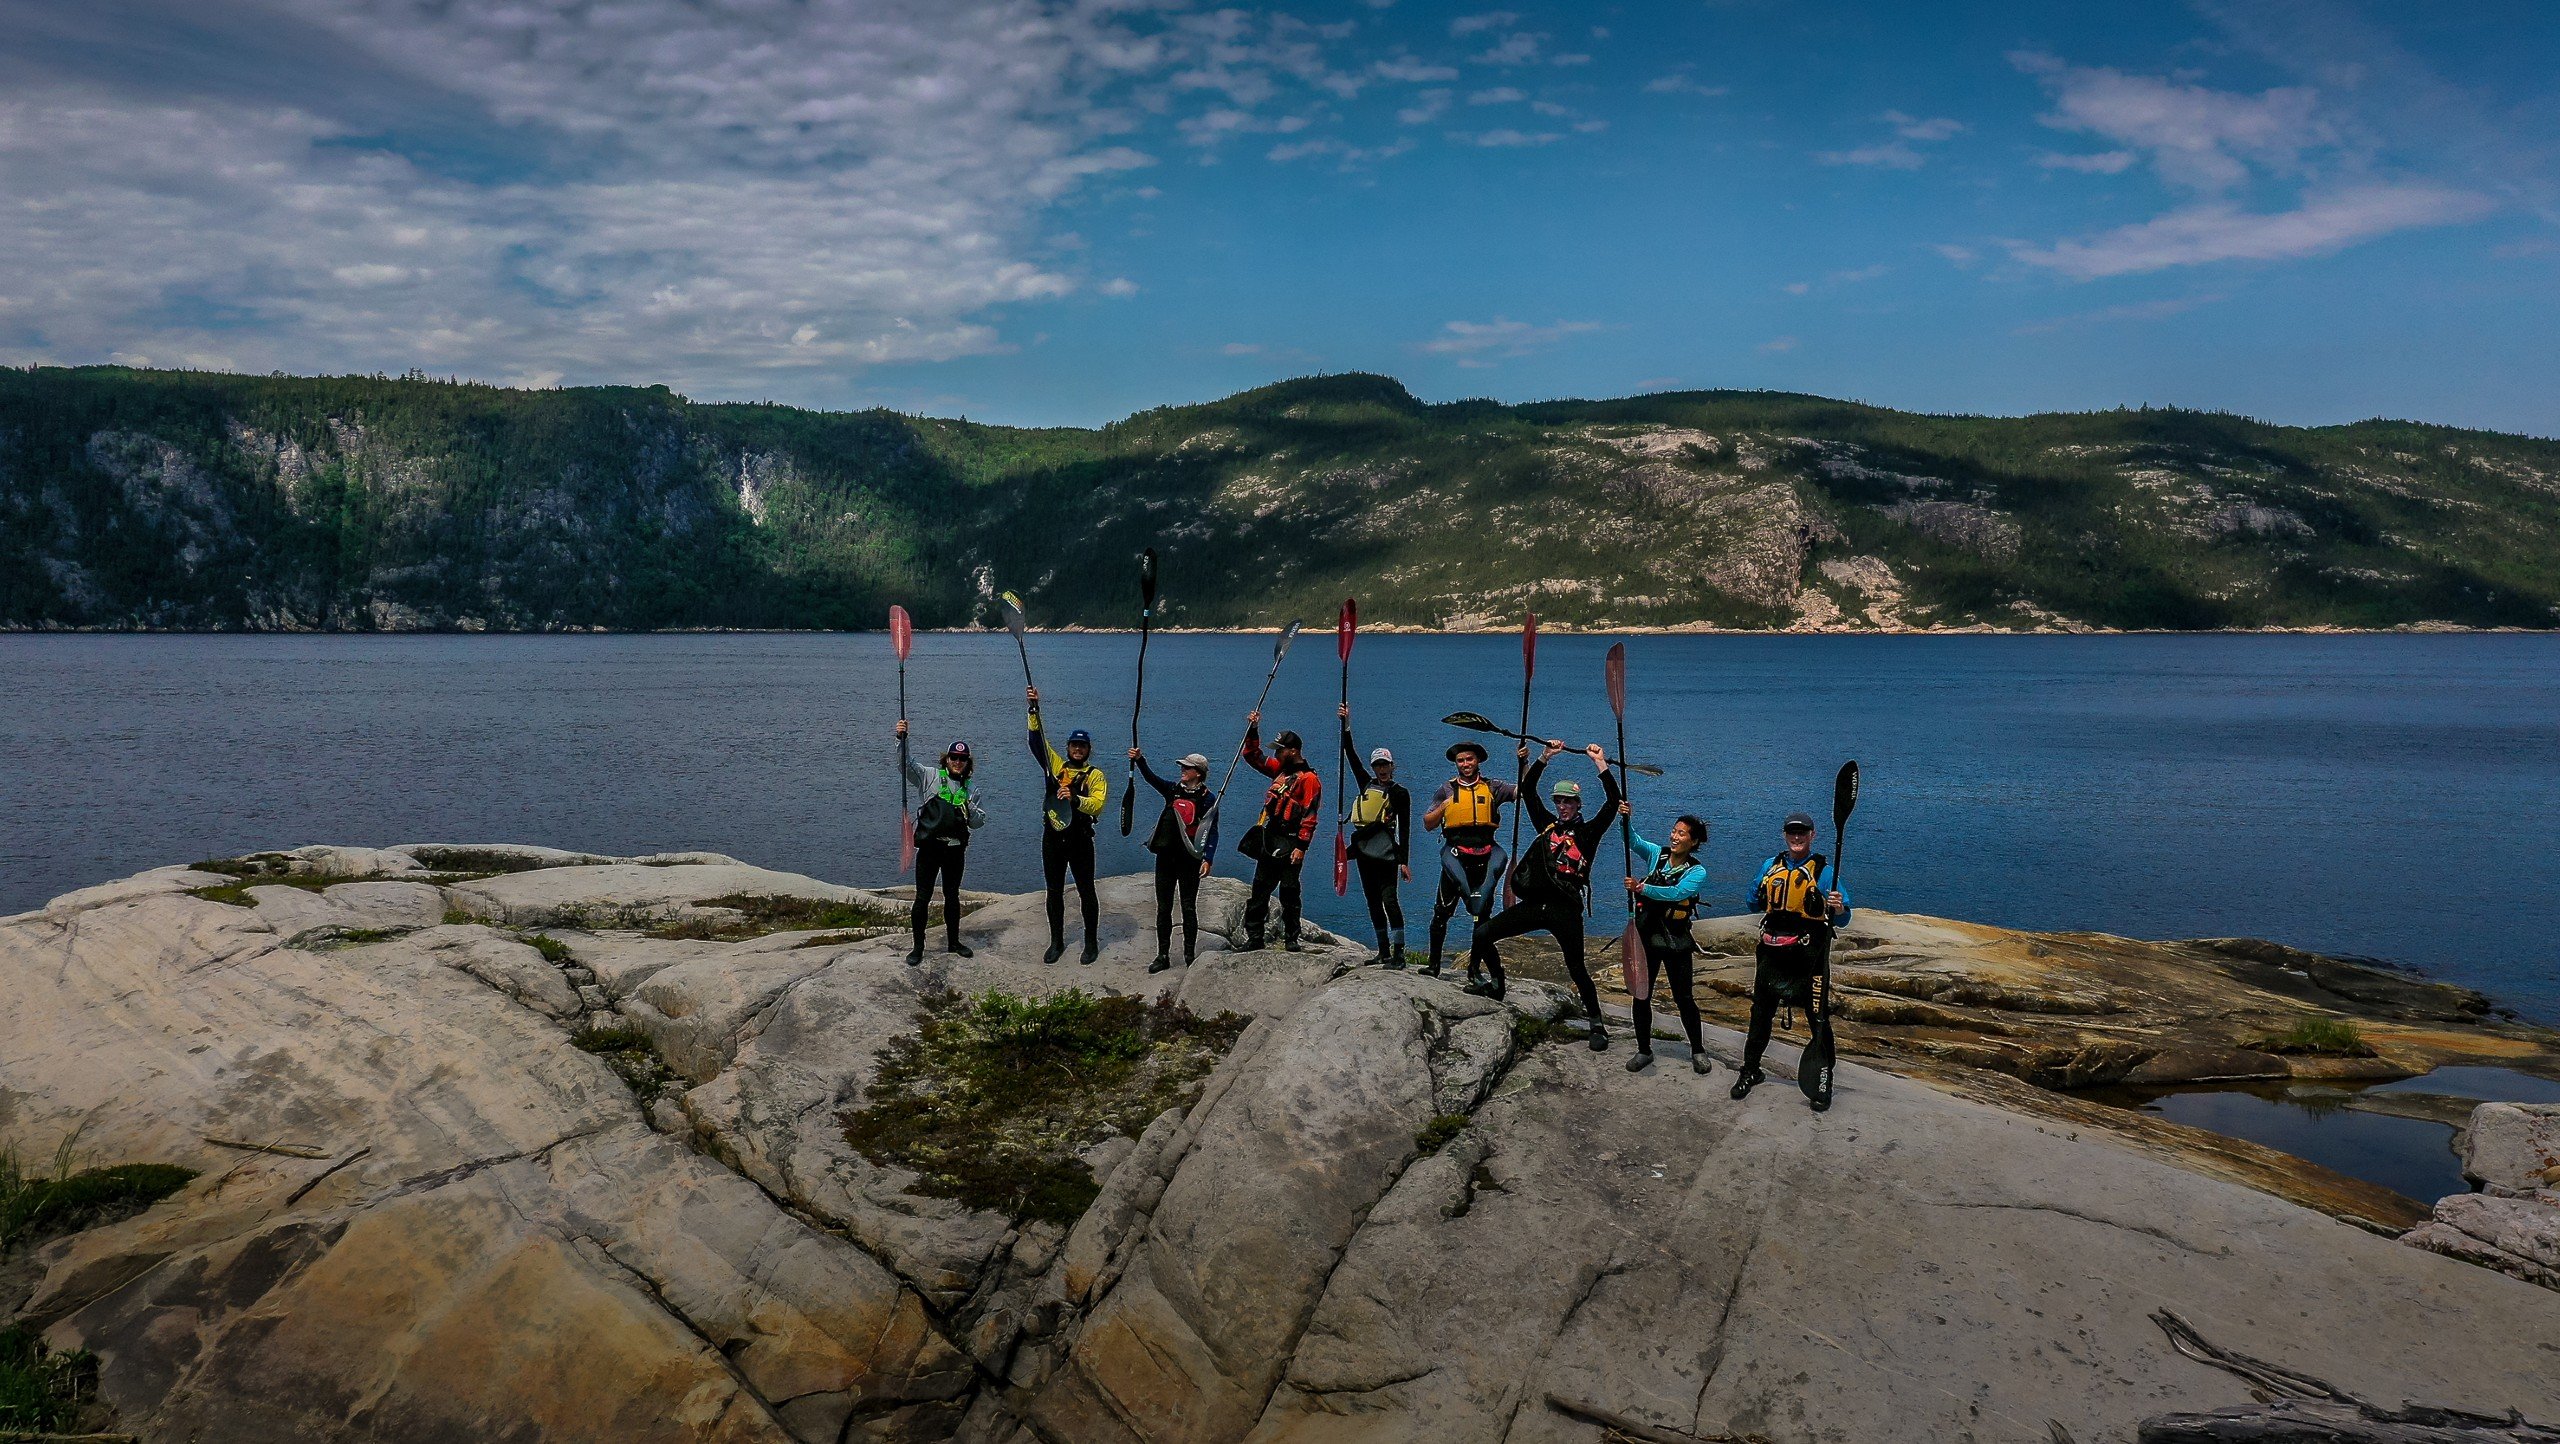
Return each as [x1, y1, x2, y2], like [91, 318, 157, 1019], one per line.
[4, 365, 2557, 633]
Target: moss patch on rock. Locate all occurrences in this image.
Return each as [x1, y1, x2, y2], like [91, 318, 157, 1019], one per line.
[2251, 1015, 2374, 1057]
[572, 1027, 683, 1106]
[842, 988, 1247, 1226]
[1, 1147, 194, 1255]
[642, 893, 903, 941]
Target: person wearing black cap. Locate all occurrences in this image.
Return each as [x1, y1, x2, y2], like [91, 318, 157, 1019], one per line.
[895, 719, 985, 965]
[1129, 744, 1220, 973]
[1465, 742, 1622, 1040]
[1028, 686, 1109, 965]
[1237, 709, 1323, 950]
[1339, 703, 1413, 967]
[1732, 811, 1852, 1109]
[1422, 736, 1520, 978]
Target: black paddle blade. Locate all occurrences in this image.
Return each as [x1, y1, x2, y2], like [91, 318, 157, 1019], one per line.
[1833, 760, 1861, 832]
[1120, 786, 1136, 835]
[1274, 619, 1302, 658]
[1441, 711, 1500, 732]
[1138, 548, 1158, 609]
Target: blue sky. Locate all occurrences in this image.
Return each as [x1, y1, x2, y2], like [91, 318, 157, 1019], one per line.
[3, 0, 2554, 433]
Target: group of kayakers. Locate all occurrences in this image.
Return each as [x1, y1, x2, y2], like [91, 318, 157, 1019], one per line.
[892, 688, 1853, 1111]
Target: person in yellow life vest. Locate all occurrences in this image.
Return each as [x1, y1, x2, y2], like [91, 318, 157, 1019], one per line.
[1027, 685, 1108, 965]
[1421, 738, 1519, 979]
[1732, 811, 1852, 1111]
[1340, 702, 1412, 969]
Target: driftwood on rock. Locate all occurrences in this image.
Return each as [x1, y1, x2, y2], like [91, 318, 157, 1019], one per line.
[2140, 1310, 2560, 1443]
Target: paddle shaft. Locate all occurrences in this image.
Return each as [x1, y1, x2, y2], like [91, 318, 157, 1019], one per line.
[1216, 659, 1290, 806]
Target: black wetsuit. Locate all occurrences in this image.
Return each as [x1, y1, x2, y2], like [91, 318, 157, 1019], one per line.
[1466, 758, 1624, 1018]
[1740, 851, 1848, 1105]
[1340, 724, 1413, 962]
[1028, 710, 1105, 957]
[1135, 755, 1220, 962]
[1426, 770, 1517, 975]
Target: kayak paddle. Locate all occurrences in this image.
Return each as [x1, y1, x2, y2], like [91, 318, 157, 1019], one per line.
[892, 604, 914, 875]
[1439, 712, 1664, 776]
[1505, 613, 1536, 910]
[1608, 643, 1640, 988]
[999, 589, 1035, 691]
[1334, 597, 1357, 897]
[1216, 618, 1304, 810]
[1121, 548, 1158, 837]
[1831, 760, 1860, 894]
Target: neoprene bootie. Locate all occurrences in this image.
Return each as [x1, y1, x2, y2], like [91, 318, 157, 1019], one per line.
[1730, 1066, 1763, 1100]
[1042, 941, 1065, 966]
[1079, 941, 1098, 965]
[1148, 953, 1171, 974]
[1625, 1049, 1654, 1072]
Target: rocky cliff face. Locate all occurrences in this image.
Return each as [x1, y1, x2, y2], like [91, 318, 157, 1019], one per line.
[5, 848, 2560, 1443]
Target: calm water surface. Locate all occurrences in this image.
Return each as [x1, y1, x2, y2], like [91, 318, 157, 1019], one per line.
[4, 632, 2556, 1023]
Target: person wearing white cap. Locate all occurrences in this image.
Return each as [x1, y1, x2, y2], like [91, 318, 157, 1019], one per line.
[1339, 704, 1413, 967]
[1129, 744, 1220, 973]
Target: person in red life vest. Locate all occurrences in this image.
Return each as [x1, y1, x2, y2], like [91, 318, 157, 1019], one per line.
[1236, 709, 1322, 951]
[1730, 811, 1852, 1111]
[1465, 741, 1623, 1043]
[1129, 745, 1220, 974]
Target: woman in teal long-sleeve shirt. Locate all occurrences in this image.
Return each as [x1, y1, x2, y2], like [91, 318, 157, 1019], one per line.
[1620, 807, 1712, 1076]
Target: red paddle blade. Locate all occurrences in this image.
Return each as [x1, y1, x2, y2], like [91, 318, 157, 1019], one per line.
[1333, 829, 1349, 895]
[1605, 642, 1627, 719]
[899, 813, 916, 874]
[889, 605, 913, 661]
[1338, 598, 1357, 660]
[1521, 612, 1538, 681]
[1621, 922, 1646, 999]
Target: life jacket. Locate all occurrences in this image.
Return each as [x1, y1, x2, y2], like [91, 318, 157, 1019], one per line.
[1045, 762, 1102, 833]
[1350, 783, 1400, 863]
[1757, 852, 1831, 931]
[1516, 823, 1590, 902]
[1149, 787, 1214, 859]
[1636, 853, 1701, 953]
[1440, 776, 1500, 848]
[1350, 785, 1394, 827]
[916, 770, 974, 846]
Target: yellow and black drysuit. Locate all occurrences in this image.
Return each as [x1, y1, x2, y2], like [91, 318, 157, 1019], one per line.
[1736, 851, 1852, 1108]
[1028, 705, 1108, 963]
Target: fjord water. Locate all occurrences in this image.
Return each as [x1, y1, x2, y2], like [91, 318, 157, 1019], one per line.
[5, 632, 2555, 1023]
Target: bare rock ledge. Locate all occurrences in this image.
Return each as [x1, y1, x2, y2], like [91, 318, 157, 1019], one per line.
[4, 845, 2557, 1444]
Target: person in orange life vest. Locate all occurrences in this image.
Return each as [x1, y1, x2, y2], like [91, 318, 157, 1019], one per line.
[1464, 741, 1623, 1039]
[1129, 745, 1219, 974]
[1237, 710, 1321, 951]
[1421, 737, 1519, 980]
[1730, 811, 1852, 1111]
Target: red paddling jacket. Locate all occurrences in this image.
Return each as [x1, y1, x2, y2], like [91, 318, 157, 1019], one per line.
[1240, 723, 1323, 860]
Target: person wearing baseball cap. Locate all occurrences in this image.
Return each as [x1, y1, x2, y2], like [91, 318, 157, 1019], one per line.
[1465, 741, 1623, 1043]
[1422, 733, 1521, 978]
[1027, 686, 1109, 965]
[894, 720, 985, 965]
[1129, 743, 1221, 973]
[1340, 703, 1413, 967]
[1237, 709, 1323, 950]
[1733, 809, 1852, 1110]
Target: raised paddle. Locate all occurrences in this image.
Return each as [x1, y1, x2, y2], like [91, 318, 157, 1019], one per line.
[1505, 613, 1537, 910]
[998, 589, 1035, 691]
[892, 604, 915, 874]
[1334, 598, 1357, 896]
[1607, 644, 1641, 992]
[1120, 548, 1159, 837]
[1831, 760, 1860, 892]
[1439, 712, 1665, 776]
[1216, 619, 1304, 808]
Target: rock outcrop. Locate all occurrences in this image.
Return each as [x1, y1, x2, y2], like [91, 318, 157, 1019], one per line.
[6, 848, 2560, 1443]
[2403, 1103, 2560, 1291]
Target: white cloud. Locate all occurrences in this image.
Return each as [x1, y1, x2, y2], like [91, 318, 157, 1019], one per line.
[2010, 50, 2328, 191]
[1099, 278, 1141, 298]
[1470, 33, 1545, 67]
[2037, 150, 2140, 174]
[1464, 128, 1564, 149]
[1549, 53, 1592, 67]
[1397, 89, 1453, 125]
[1932, 243, 1979, 266]
[1815, 141, 1927, 170]
[2009, 183, 2494, 278]
[1374, 55, 1459, 83]
[1414, 316, 1601, 366]
[1645, 74, 1730, 97]
[1882, 110, 1966, 142]
[1470, 87, 1527, 105]
[1450, 12, 1520, 36]
[1759, 336, 1798, 353]
[1266, 136, 1416, 167]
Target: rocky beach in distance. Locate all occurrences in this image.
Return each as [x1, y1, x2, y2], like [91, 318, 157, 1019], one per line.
[5, 844, 2556, 1443]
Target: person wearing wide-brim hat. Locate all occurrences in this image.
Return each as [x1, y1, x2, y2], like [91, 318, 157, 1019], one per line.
[895, 721, 986, 965]
[1420, 734, 1520, 979]
[1732, 811, 1852, 1110]
[1129, 744, 1220, 973]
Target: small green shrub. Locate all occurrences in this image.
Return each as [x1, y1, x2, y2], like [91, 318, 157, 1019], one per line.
[0, 1325, 98, 1434]
[1413, 1113, 1470, 1155]
[2251, 1016, 2374, 1057]
[843, 989, 1246, 1226]
[572, 1028, 682, 1105]
[522, 934, 573, 964]
[1, 1132, 195, 1255]
[1510, 1013, 1556, 1050]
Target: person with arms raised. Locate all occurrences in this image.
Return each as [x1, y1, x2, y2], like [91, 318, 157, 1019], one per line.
[1027, 685, 1108, 965]
[1339, 703, 1413, 968]
[1236, 710, 1322, 951]
[895, 722, 984, 965]
[1129, 745, 1219, 973]
[1465, 742, 1623, 1042]
[1422, 738, 1518, 980]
